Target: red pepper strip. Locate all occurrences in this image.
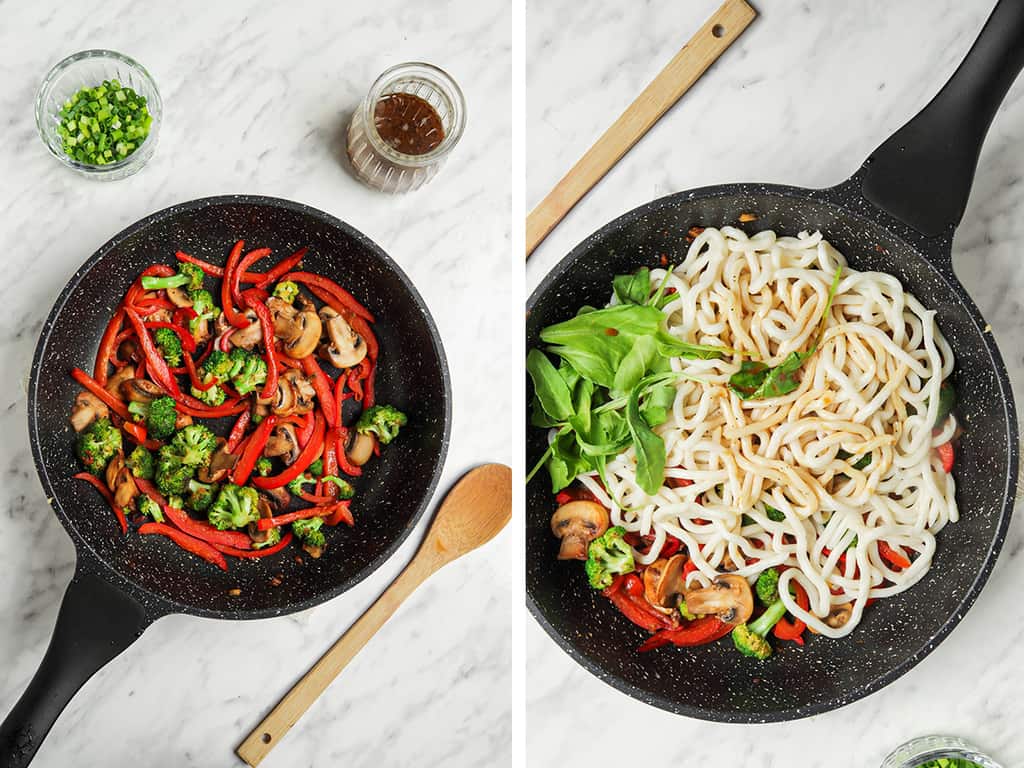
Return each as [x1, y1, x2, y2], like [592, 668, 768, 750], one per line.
[176, 397, 249, 419]
[71, 368, 133, 421]
[94, 309, 125, 385]
[232, 414, 278, 486]
[348, 367, 364, 402]
[222, 241, 250, 328]
[135, 478, 252, 549]
[194, 339, 215, 366]
[638, 617, 731, 652]
[603, 581, 668, 633]
[138, 522, 228, 571]
[273, 346, 302, 369]
[773, 581, 810, 644]
[253, 413, 325, 489]
[125, 265, 176, 307]
[301, 355, 338, 427]
[213, 531, 294, 558]
[226, 410, 252, 453]
[363, 362, 376, 408]
[172, 306, 198, 327]
[217, 329, 234, 352]
[123, 307, 182, 399]
[299, 491, 337, 504]
[282, 272, 375, 322]
[73, 472, 128, 534]
[347, 314, 378, 361]
[323, 500, 355, 527]
[233, 247, 272, 306]
[322, 434, 339, 499]
[122, 421, 161, 451]
[175, 251, 264, 282]
[937, 441, 954, 473]
[879, 540, 912, 570]
[683, 559, 699, 577]
[255, 247, 307, 289]
[135, 354, 147, 382]
[183, 353, 217, 391]
[666, 477, 694, 489]
[334, 427, 362, 477]
[144, 321, 197, 353]
[257, 505, 331, 530]
[334, 372, 350, 408]
[294, 412, 315, 447]
[134, 300, 176, 314]
[243, 291, 278, 401]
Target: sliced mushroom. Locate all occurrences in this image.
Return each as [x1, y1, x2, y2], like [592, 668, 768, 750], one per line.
[684, 574, 754, 626]
[550, 501, 610, 560]
[149, 308, 172, 324]
[166, 286, 193, 308]
[319, 306, 367, 369]
[252, 401, 272, 423]
[268, 296, 298, 335]
[198, 438, 239, 483]
[120, 378, 164, 404]
[174, 411, 194, 430]
[809, 603, 853, 634]
[280, 306, 322, 359]
[229, 310, 262, 350]
[260, 487, 290, 512]
[117, 338, 137, 362]
[264, 423, 300, 464]
[105, 364, 136, 397]
[191, 317, 211, 346]
[105, 454, 138, 512]
[70, 390, 109, 432]
[643, 554, 689, 613]
[286, 369, 316, 413]
[346, 431, 376, 466]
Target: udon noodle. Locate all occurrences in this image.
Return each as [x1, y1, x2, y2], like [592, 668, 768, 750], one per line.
[572, 226, 957, 638]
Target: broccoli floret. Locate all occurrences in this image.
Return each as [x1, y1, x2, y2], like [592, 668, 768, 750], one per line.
[155, 447, 193, 497]
[679, 598, 697, 621]
[255, 456, 273, 477]
[232, 353, 267, 396]
[308, 458, 323, 477]
[287, 474, 317, 496]
[168, 495, 185, 510]
[321, 475, 355, 499]
[252, 526, 282, 550]
[189, 288, 218, 316]
[141, 262, 204, 291]
[292, 517, 325, 548]
[228, 347, 250, 374]
[137, 494, 164, 523]
[356, 404, 407, 445]
[169, 424, 218, 467]
[186, 478, 218, 513]
[584, 526, 635, 590]
[153, 327, 183, 367]
[207, 483, 260, 530]
[126, 445, 155, 480]
[755, 568, 780, 607]
[272, 281, 299, 304]
[190, 382, 226, 406]
[202, 349, 234, 379]
[128, 395, 178, 441]
[731, 600, 788, 660]
[76, 417, 122, 475]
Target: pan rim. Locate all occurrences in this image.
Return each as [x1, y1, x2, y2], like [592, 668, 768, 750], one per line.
[28, 194, 452, 621]
[525, 181, 1018, 722]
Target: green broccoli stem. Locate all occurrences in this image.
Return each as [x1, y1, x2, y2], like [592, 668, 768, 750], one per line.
[748, 599, 789, 637]
[141, 274, 189, 290]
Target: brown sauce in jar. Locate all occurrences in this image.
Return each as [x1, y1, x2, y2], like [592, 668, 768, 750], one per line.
[373, 92, 445, 155]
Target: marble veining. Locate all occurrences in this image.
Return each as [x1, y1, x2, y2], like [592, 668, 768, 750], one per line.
[0, 1, 517, 766]
[527, 1, 1024, 766]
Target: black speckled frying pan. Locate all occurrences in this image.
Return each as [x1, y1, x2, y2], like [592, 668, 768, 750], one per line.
[0, 196, 450, 765]
[527, 1, 1023, 721]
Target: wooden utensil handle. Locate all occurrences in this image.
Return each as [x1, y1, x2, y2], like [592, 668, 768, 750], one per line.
[525, 0, 756, 258]
[236, 556, 433, 766]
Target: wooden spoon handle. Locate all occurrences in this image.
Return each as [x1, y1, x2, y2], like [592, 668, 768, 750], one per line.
[236, 556, 432, 766]
[525, 0, 757, 258]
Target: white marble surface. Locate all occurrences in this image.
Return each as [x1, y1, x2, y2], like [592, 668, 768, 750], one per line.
[0, 1, 519, 766]
[527, 1, 1024, 766]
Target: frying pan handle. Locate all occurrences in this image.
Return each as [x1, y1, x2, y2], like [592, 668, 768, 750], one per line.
[0, 569, 149, 767]
[859, 0, 1024, 237]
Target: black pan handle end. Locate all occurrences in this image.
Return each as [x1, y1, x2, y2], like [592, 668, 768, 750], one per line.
[860, 0, 1024, 237]
[0, 569, 148, 768]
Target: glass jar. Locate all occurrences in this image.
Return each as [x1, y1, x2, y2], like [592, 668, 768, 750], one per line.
[347, 62, 466, 194]
[881, 735, 1002, 768]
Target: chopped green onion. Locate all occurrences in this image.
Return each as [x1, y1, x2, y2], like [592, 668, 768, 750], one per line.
[56, 80, 153, 166]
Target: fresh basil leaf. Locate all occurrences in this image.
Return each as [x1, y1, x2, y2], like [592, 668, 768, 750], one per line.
[627, 376, 667, 495]
[641, 381, 676, 427]
[526, 349, 574, 421]
[613, 267, 651, 306]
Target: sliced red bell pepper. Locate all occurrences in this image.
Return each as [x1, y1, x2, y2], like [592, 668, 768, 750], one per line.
[133, 300, 177, 315]
[638, 616, 731, 652]
[255, 246, 307, 289]
[334, 372, 350, 408]
[184, 353, 216, 391]
[322, 433, 339, 499]
[213, 531, 293, 558]
[71, 367, 133, 421]
[334, 427, 362, 477]
[222, 240, 250, 328]
[176, 395, 249, 418]
[123, 307, 182, 399]
[937, 441, 954, 473]
[121, 421, 161, 451]
[243, 291, 278, 401]
[347, 314, 378, 361]
[94, 309, 125, 385]
[294, 412, 315, 447]
[273, 347, 302, 369]
[135, 478, 252, 549]
[232, 247, 272, 306]
[257, 505, 332, 530]
[226, 410, 251, 453]
[602, 574, 676, 633]
[299, 491, 338, 505]
[253, 413, 325, 489]
[138, 522, 228, 571]
[73, 471, 128, 535]
[144, 321, 196, 353]
[281, 271, 375, 322]
[232, 414, 277, 485]
[175, 250, 266, 281]
[125, 265, 175, 307]
[666, 477, 694, 489]
[301, 354, 338, 427]
[363, 362, 376, 408]
[773, 581, 810, 644]
[323, 500, 355, 526]
[878, 540, 912, 570]
[172, 306, 198, 327]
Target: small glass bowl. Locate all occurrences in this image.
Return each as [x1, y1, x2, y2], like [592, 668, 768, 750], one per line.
[35, 50, 162, 180]
[881, 735, 1003, 768]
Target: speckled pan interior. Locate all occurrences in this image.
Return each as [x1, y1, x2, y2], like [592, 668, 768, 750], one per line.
[29, 196, 451, 621]
[525, 176, 1017, 722]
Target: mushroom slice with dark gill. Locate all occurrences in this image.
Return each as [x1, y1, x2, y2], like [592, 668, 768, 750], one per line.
[550, 500, 610, 560]
[165, 286, 193, 308]
[809, 603, 853, 634]
[319, 306, 367, 369]
[120, 378, 163, 403]
[263, 423, 300, 464]
[643, 553, 689, 614]
[105, 454, 138, 511]
[283, 305, 322, 360]
[684, 574, 754, 625]
[346, 431, 376, 466]
[198, 438, 239, 483]
[105, 364, 135, 397]
[70, 390, 109, 432]
[228, 310, 263, 350]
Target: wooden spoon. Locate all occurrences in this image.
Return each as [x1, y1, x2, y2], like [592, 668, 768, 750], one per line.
[236, 463, 512, 767]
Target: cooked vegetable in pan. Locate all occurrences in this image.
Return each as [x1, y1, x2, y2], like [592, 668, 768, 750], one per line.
[70, 241, 407, 568]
